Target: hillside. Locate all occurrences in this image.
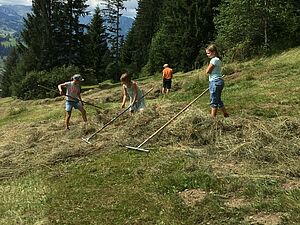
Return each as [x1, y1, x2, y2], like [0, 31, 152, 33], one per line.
[0, 48, 299, 224]
[0, 5, 30, 33]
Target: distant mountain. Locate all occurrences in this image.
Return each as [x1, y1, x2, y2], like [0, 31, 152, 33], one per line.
[1, 5, 32, 17]
[0, 5, 134, 59]
[0, 5, 134, 36]
[0, 5, 31, 33]
[119, 16, 134, 37]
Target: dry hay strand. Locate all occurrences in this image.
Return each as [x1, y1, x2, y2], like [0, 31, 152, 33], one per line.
[148, 87, 161, 99]
[172, 82, 182, 92]
[282, 178, 300, 191]
[246, 213, 283, 225]
[224, 117, 300, 164]
[225, 197, 248, 209]
[179, 189, 207, 207]
[211, 160, 248, 177]
[0, 119, 100, 179]
[111, 103, 300, 173]
[114, 102, 185, 147]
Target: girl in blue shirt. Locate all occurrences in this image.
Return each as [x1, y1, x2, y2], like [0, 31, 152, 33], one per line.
[205, 44, 229, 118]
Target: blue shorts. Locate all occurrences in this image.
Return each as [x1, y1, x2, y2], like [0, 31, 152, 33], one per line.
[209, 78, 224, 108]
[65, 101, 83, 112]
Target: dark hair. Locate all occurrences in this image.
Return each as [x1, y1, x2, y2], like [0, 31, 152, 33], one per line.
[120, 73, 131, 83]
[206, 44, 220, 58]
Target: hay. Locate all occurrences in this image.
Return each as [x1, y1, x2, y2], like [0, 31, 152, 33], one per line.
[179, 189, 207, 207]
[1, 89, 299, 180]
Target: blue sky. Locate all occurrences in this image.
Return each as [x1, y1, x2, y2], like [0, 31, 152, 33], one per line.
[0, 0, 138, 18]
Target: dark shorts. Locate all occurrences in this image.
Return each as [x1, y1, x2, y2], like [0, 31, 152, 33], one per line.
[163, 78, 172, 89]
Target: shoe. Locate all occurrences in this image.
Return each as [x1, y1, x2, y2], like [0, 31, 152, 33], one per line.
[223, 112, 229, 118]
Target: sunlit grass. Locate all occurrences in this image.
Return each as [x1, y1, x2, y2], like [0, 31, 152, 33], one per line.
[0, 47, 299, 224]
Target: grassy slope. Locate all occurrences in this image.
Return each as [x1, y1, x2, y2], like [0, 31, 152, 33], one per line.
[0, 48, 299, 225]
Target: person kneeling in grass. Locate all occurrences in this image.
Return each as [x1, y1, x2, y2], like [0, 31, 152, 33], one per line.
[58, 74, 87, 130]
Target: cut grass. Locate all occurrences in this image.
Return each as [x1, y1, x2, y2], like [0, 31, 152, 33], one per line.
[0, 47, 299, 224]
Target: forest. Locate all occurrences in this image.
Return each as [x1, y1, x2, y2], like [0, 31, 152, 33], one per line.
[0, 0, 299, 99]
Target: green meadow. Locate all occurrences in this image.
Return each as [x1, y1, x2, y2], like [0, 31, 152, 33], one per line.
[0, 47, 299, 225]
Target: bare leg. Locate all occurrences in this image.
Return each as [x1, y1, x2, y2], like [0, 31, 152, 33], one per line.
[220, 107, 229, 117]
[79, 107, 87, 122]
[65, 111, 71, 129]
[211, 108, 217, 118]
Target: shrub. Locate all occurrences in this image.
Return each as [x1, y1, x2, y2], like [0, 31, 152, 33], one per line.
[14, 65, 80, 100]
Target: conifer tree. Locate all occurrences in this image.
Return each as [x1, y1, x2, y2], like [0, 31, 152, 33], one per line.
[214, 0, 300, 60]
[147, 0, 221, 74]
[0, 47, 18, 97]
[120, 0, 162, 75]
[19, 0, 54, 71]
[103, 0, 125, 81]
[84, 6, 110, 82]
[54, 0, 88, 66]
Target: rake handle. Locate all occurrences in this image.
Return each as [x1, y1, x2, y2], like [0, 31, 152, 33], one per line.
[38, 84, 102, 110]
[137, 87, 209, 148]
[86, 87, 154, 141]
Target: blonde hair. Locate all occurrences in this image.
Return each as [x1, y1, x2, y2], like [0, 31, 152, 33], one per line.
[120, 73, 131, 83]
[206, 44, 220, 58]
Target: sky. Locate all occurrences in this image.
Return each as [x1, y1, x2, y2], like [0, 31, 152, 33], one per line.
[0, 0, 138, 18]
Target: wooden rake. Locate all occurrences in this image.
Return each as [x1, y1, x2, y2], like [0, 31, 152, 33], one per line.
[38, 84, 102, 110]
[126, 87, 209, 152]
[82, 87, 154, 144]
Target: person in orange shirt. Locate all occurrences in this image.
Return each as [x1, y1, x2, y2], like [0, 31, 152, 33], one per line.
[162, 64, 173, 94]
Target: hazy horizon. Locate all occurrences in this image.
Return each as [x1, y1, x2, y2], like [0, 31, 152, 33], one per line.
[0, 0, 138, 18]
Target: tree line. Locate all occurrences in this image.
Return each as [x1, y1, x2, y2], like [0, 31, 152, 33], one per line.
[1, 0, 299, 99]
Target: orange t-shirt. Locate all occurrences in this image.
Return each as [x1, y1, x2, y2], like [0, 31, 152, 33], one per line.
[162, 67, 173, 79]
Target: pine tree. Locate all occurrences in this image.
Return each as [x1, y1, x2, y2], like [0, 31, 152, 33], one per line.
[103, 0, 125, 81]
[147, 0, 221, 74]
[84, 6, 110, 82]
[120, 0, 162, 75]
[19, 0, 54, 71]
[54, 0, 89, 66]
[19, 0, 89, 70]
[0, 47, 18, 97]
[214, 0, 300, 60]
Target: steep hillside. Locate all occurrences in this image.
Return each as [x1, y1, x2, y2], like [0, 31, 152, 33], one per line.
[0, 48, 299, 224]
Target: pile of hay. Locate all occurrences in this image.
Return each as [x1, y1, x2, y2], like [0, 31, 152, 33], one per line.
[0, 99, 299, 179]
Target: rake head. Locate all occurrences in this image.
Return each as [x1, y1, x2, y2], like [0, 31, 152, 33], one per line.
[126, 146, 150, 153]
[82, 137, 92, 144]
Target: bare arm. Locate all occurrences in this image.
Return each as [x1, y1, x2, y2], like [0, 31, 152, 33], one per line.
[121, 86, 127, 108]
[206, 63, 214, 75]
[78, 92, 83, 102]
[132, 82, 138, 104]
[58, 83, 67, 95]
